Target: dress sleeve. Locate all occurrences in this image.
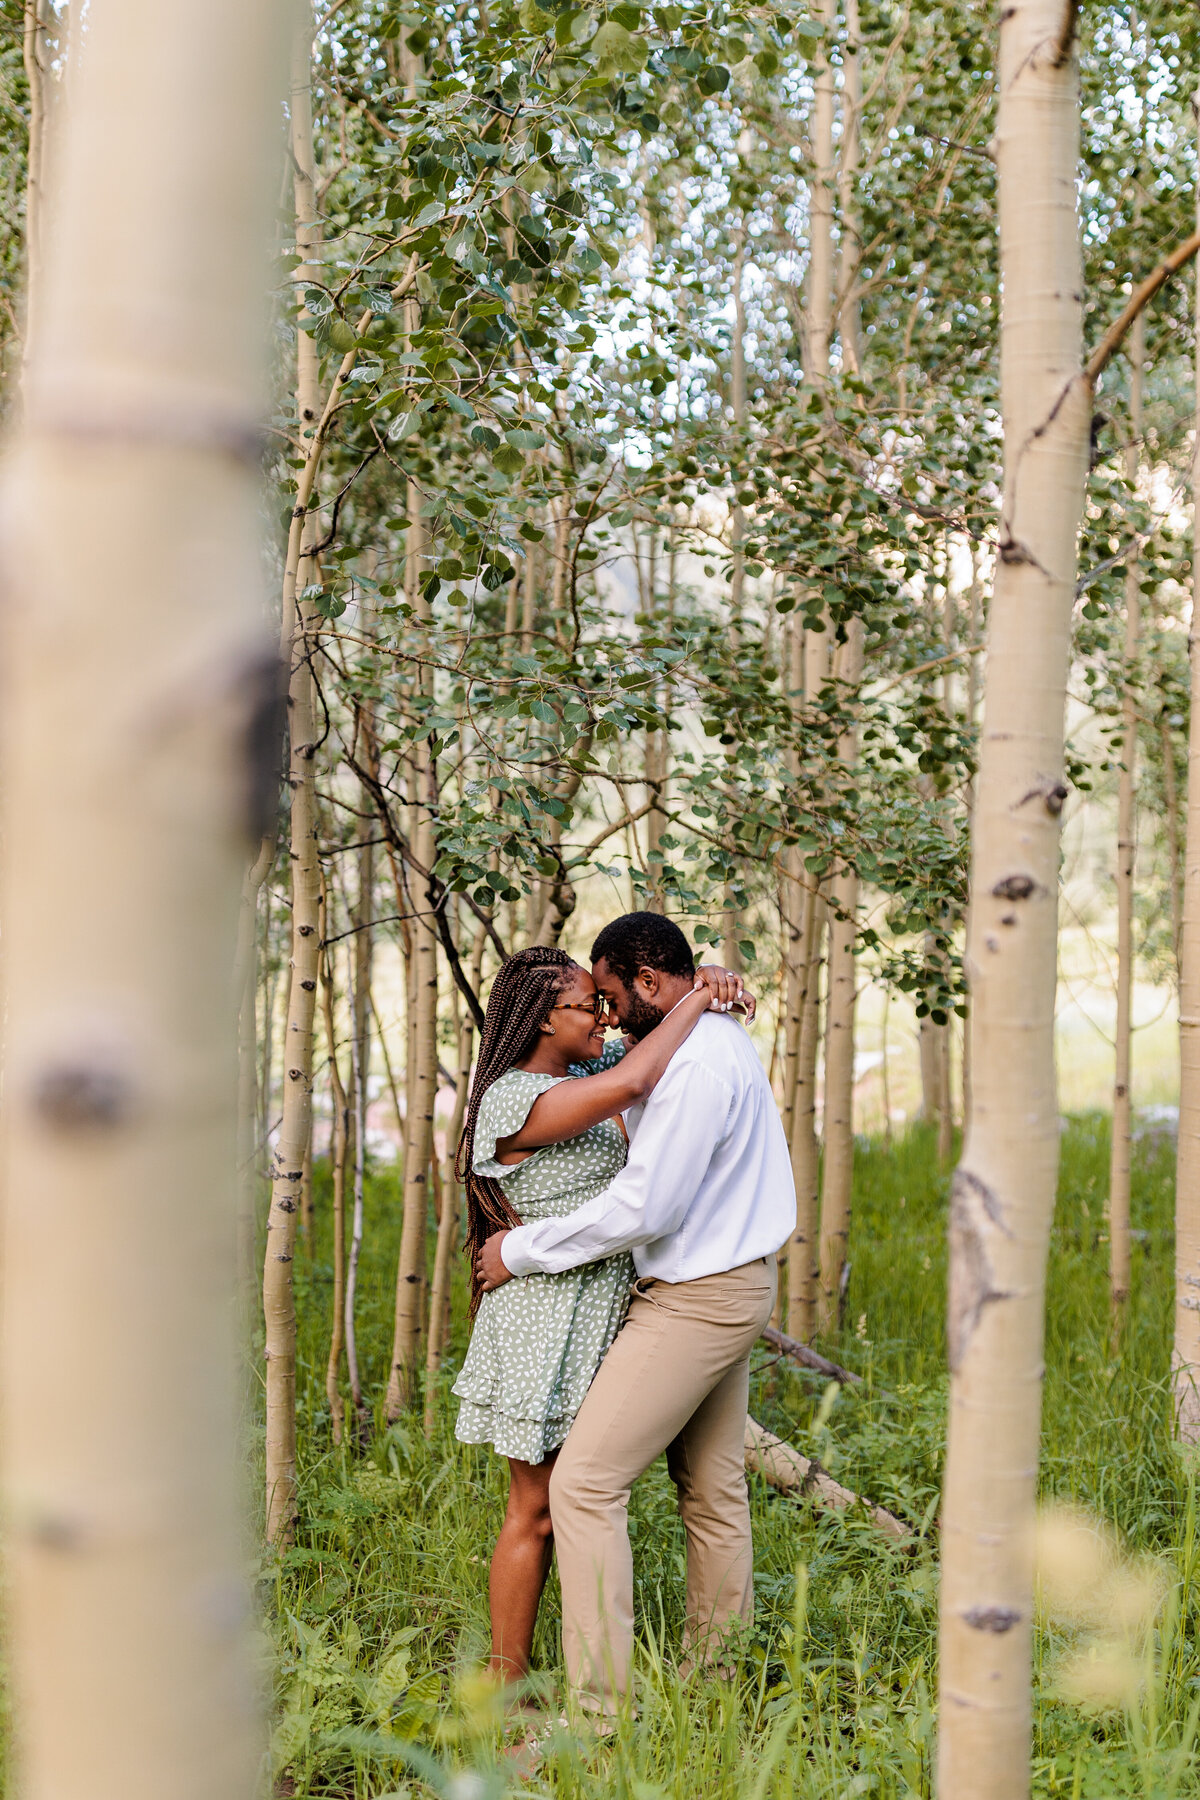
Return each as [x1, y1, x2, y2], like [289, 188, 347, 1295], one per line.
[472, 1071, 561, 1180]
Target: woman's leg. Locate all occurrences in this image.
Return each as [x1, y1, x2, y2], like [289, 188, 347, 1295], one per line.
[489, 1451, 558, 1682]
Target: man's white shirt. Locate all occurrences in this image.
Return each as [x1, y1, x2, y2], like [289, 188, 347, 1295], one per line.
[499, 1012, 797, 1283]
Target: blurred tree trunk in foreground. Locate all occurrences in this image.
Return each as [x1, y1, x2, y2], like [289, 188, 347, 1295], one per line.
[938, 1, 1090, 1792]
[1175, 93, 1200, 1444]
[0, 3, 285, 1799]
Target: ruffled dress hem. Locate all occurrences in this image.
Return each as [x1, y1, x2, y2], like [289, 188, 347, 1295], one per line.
[453, 1396, 573, 1465]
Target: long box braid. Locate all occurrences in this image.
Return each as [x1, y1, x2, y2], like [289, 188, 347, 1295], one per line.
[455, 946, 576, 1313]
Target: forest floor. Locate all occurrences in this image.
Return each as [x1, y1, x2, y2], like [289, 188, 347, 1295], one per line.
[1, 1120, 1190, 1796]
[260, 1116, 1200, 1798]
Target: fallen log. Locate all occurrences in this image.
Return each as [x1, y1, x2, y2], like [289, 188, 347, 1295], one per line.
[744, 1416, 911, 1543]
[759, 1325, 863, 1386]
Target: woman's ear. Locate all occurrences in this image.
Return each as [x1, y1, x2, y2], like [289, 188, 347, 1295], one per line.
[538, 1018, 556, 1036]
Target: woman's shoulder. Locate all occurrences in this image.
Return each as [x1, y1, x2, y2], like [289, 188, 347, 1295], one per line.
[483, 1067, 567, 1104]
[473, 1068, 568, 1177]
[475, 1068, 567, 1135]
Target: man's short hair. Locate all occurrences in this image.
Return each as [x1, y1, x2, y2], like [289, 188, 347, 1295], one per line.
[590, 912, 696, 988]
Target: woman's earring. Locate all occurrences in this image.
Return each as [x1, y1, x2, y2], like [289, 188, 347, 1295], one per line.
[545, 1024, 556, 1035]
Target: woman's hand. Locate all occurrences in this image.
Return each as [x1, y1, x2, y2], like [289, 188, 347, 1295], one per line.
[694, 963, 756, 1020]
[476, 1230, 514, 1293]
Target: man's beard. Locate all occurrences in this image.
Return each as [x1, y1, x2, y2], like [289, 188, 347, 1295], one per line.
[619, 989, 664, 1041]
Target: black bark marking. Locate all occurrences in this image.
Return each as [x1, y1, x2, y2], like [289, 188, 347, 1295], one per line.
[32, 1062, 133, 1131]
[239, 647, 287, 843]
[948, 1169, 1014, 1372]
[1015, 778, 1069, 816]
[963, 1605, 1021, 1633]
[991, 874, 1035, 902]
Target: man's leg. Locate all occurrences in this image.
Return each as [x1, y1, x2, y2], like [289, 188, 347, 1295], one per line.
[666, 1258, 776, 1671]
[665, 1354, 753, 1675]
[548, 1259, 775, 1715]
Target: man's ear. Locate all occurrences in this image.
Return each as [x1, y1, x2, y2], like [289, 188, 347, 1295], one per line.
[636, 966, 661, 997]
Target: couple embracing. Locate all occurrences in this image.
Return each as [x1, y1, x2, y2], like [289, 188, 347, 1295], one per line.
[451, 911, 796, 1721]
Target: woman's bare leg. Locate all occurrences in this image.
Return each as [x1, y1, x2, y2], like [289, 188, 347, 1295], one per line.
[489, 1451, 558, 1683]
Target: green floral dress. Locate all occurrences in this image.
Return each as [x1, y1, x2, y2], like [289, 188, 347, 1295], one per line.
[453, 1065, 632, 1464]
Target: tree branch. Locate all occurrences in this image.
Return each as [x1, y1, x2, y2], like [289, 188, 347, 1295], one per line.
[1086, 228, 1200, 386]
[1050, 0, 1080, 67]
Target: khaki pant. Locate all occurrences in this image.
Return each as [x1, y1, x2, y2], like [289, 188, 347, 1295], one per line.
[548, 1255, 777, 1714]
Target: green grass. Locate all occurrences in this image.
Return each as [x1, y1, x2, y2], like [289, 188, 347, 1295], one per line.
[260, 1116, 1200, 1797]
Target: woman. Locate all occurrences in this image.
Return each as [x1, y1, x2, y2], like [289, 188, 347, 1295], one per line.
[452, 944, 742, 1685]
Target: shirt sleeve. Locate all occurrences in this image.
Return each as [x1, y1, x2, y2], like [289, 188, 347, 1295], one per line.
[500, 1055, 732, 1275]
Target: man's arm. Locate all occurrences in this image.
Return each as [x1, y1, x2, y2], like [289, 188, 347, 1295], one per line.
[477, 1058, 730, 1288]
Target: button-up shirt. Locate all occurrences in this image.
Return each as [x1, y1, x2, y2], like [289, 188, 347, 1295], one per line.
[499, 1012, 796, 1283]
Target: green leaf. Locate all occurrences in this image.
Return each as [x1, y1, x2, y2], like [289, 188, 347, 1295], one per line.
[470, 424, 501, 450]
[328, 319, 359, 353]
[493, 445, 525, 476]
[505, 426, 546, 450]
[697, 63, 730, 94]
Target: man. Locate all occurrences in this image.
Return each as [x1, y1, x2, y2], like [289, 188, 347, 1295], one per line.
[476, 911, 796, 1717]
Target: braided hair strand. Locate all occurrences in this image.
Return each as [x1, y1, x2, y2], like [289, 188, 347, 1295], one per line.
[456, 946, 577, 1313]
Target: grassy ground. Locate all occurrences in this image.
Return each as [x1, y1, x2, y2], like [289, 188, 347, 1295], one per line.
[260, 1115, 1200, 1798]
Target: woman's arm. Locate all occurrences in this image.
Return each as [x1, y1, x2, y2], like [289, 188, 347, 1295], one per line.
[497, 983, 719, 1154]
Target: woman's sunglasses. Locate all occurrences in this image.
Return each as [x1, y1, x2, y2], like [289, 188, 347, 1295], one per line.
[552, 996, 612, 1021]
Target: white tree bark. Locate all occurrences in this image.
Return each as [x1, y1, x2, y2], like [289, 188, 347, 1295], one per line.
[1109, 310, 1144, 1322]
[1175, 88, 1200, 1443]
[0, 5, 285, 1800]
[937, 4, 1090, 1793]
[818, 619, 864, 1331]
[263, 20, 325, 1542]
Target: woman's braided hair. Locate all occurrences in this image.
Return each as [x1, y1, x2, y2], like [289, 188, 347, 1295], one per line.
[456, 945, 577, 1313]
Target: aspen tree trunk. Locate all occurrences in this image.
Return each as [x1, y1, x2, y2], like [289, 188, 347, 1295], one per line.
[1162, 714, 1183, 979]
[1174, 104, 1200, 1443]
[780, 612, 807, 1140]
[963, 547, 983, 1130]
[938, 5, 1090, 1791]
[1109, 310, 1144, 1324]
[806, 0, 835, 383]
[263, 24, 324, 1545]
[424, 927, 484, 1435]
[722, 224, 749, 972]
[236, 836, 275, 1293]
[386, 519, 440, 1419]
[788, 895, 825, 1339]
[815, 0, 867, 1330]
[259, 890, 277, 1152]
[835, 0, 863, 379]
[0, 4, 284, 1798]
[787, 623, 831, 1339]
[818, 619, 864, 1332]
[345, 816, 374, 1435]
[320, 940, 349, 1446]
